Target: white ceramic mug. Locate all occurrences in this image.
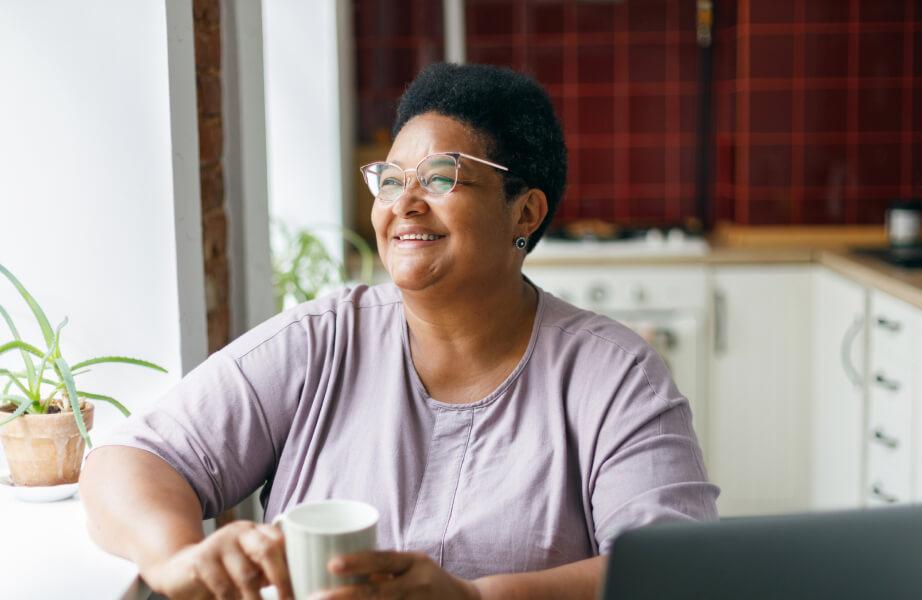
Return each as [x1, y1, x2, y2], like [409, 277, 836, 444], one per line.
[272, 499, 379, 599]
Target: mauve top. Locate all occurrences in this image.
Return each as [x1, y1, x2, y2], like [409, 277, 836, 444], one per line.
[95, 282, 719, 580]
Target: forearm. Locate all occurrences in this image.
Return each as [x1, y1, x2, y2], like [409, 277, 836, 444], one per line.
[79, 446, 206, 569]
[472, 555, 605, 600]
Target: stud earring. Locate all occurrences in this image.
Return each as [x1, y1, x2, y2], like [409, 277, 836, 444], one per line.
[513, 236, 528, 250]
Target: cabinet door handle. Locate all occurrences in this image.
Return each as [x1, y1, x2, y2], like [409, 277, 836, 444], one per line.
[713, 288, 727, 354]
[870, 483, 899, 504]
[871, 428, 900, 449]
[876, 316, 902, 332]
[840, 315, 864, 387]
[873, 373, 901, 392]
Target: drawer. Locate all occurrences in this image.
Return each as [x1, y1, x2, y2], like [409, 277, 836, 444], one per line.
[869, 291, 917, 369]
[866, 435, 913, 506]
[867, 374, 913, 438]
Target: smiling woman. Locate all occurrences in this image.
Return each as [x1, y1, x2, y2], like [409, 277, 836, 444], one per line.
[80, 63, 718, 600]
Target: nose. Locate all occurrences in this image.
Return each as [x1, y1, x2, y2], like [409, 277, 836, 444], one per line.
[391, 171, 429, 217]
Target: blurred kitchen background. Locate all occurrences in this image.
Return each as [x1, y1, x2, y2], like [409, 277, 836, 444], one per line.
[1, 0, 921, 522]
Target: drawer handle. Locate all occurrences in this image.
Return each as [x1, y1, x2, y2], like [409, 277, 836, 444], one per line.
[872, 429, 900, 449]
[876, 316, 902, 332]
[870, 483, 899, 504]
[874, 373, 901, 392]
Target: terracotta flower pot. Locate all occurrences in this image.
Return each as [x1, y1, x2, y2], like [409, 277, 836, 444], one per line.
[0, 401, 94, 486]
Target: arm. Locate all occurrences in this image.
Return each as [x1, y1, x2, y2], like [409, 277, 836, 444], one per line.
[80, 446, 205, 568]
[315, 552, 604, 600]
[80, 446, 294, 600]
[473, 556, 604, 600]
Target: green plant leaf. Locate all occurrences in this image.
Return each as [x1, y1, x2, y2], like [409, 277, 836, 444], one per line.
[0, 369, 35, 400]
[0, 340, 45, 359]
[54, 358, 91, 448]
[34, 318, 67, 398]
[69, 355, 167, 373]
[0, 394, 36, 425]
[0, 303, 37, 391]
[74, 391, 130, 417]
[0, 264, 56, 351]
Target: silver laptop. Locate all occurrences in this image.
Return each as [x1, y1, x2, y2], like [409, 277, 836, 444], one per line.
[602, 505, 922, 599]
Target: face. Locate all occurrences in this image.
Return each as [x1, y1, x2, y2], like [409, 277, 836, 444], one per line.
[371, 113, 524, 295]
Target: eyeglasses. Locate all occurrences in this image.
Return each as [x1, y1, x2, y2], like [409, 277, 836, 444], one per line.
[359, 152, 509, 203]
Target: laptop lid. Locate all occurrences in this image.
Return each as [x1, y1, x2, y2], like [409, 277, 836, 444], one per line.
[602, 505, 922, 600]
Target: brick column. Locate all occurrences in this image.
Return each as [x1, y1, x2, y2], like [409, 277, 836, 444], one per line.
[193, 0, 230, 356]
[193, 0, 234, 526]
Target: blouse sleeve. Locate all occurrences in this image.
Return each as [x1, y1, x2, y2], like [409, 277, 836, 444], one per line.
[91, 317, 310, 519]
[586, 345, 720, 554]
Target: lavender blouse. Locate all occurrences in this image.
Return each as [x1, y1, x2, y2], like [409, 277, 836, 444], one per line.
[96, 283, 718, 580]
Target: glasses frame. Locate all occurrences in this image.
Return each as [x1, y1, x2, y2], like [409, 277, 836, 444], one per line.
[359, 152, 509, 203]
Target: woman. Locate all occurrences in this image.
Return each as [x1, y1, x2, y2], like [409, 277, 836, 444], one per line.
[81, 63, 718, 599]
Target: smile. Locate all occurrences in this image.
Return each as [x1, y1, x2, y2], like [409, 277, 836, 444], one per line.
[396, 234, 445, 241]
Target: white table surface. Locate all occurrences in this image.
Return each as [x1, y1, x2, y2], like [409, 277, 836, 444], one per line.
[0, 488, 146, 600]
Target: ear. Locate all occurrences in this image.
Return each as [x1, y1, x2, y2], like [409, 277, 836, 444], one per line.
[513, 188, 548, 237]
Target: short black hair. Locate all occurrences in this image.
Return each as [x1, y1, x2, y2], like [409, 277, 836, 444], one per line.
[393, 62, 567, 253]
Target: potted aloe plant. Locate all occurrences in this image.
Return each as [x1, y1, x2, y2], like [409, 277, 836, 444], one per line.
[0, 264, 166, 486]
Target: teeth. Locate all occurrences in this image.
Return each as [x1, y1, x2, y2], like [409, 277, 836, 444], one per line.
[399, 234, 442, 241]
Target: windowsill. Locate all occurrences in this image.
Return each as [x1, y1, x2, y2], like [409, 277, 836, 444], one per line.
[0, 490, 145, 599]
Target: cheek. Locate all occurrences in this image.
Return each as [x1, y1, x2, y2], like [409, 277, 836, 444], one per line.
[371, 204, 389, 239]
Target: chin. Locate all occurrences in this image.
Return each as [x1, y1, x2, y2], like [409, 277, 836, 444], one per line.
[386, 261, 441, 292]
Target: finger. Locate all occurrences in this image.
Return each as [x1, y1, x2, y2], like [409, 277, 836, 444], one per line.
[240, 525, 294, 600]
[306, 583, 377, 599]
[329, 550, 418, 577]
[193, 557, 239, 600]
[223, 545, 265, 600]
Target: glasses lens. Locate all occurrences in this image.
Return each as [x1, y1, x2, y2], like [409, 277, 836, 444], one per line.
[418, 155, 458, 195]
[365, 163, 405, 202]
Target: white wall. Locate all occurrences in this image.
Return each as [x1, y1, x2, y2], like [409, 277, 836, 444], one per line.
[262, 0, 355, 259]
[222, 0, 275, 336]
[0, 0, 207, 457]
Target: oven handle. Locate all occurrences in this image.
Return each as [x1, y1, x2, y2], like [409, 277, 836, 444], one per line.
[713, 288, 727, 354]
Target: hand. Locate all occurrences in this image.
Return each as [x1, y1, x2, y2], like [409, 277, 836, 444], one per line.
[307, 550, 481, 600]
[140, 520, 294, 600]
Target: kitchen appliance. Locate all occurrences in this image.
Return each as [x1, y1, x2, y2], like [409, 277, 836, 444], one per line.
[853, 199, 922, 268]
[886, 200, 921, 246]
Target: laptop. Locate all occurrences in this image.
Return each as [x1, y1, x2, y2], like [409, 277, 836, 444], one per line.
[602, 505, 922, 600]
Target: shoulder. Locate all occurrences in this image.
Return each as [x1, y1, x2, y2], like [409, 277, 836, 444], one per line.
[221, 283, 403, 362]
[537, 289, 651, 361]
[533, 288, 679, 407]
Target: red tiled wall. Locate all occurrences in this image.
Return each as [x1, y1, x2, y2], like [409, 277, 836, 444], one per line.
[354, 0, 922, 227]
[354, 0, 444, 143]
[715, 0, 921, 225]
[466, 0, 700, 225]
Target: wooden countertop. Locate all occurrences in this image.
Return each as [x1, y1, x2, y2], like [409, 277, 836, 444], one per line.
[524, 226, 922, 309]
[819, 250, 922, 309]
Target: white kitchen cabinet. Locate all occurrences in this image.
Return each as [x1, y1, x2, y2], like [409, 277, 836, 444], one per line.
[709, 265, 813, 516]
[866, 290, 919, 506]
[809, 267, 867, 510]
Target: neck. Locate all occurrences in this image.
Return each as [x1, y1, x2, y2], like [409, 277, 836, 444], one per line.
[400, 274, 538, 368]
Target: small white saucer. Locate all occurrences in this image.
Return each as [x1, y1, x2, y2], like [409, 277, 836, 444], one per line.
[0, 473, 79, 503]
